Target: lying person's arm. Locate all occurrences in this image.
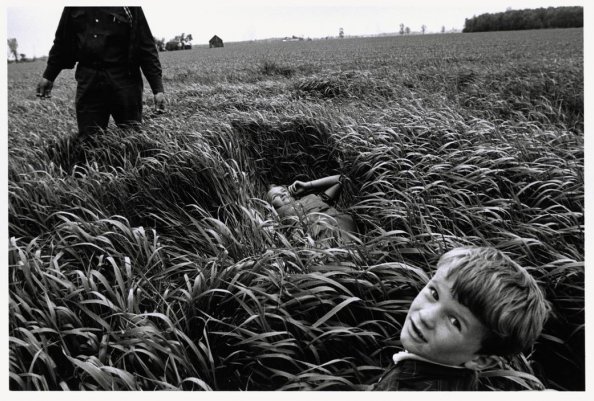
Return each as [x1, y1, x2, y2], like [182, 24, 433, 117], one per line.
[289, 175, 342, 196]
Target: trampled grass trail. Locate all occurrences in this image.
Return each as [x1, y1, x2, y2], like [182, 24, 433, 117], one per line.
[8, 28, 583, 390]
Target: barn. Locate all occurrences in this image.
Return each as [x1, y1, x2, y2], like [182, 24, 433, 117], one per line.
[209, 35, 224, 48]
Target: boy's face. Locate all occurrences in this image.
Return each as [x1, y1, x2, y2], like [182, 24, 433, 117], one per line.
[400, 262, 489, 367]
[267, 186, 294, 209]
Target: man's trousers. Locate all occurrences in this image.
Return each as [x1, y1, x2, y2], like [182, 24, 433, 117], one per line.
[74, 65, 143, 136]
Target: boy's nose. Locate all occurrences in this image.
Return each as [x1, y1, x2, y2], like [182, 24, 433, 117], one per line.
[418, 305, 440, 329]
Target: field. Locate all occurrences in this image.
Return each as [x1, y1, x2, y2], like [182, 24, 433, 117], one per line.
[7, 28, 584, 390]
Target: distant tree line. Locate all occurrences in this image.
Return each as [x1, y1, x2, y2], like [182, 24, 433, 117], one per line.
[463, 6, 582, 33]
[6, 38, 39, 63]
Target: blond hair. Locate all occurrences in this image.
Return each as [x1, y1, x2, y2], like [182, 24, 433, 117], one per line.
[438, 247, 550, 356]
[266, 184, 286, 204]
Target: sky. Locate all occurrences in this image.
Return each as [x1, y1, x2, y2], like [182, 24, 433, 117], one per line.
[4, 0, 586, 59]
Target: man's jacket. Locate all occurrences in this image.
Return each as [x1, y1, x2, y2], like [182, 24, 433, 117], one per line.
[43, 7, 163, 94]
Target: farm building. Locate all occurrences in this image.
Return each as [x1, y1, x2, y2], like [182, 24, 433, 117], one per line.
[165, 34, 193, 51]
[209, 35, 224, 48]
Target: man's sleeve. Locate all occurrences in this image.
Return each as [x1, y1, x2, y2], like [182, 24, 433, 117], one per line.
[320, 182, 343, 205]
[135, 7, 164, 94]
[43, 7, 77, 82]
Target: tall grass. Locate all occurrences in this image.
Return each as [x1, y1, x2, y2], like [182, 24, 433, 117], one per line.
[8, 28, 583, 390]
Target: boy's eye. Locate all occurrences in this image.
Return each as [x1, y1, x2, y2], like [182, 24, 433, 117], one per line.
[450, 316, 461, 330]
[429, 287, 439, 300]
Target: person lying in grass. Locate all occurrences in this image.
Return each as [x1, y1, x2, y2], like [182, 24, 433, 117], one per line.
[266, 174, 357, 244]
[373, 246, 550, 391]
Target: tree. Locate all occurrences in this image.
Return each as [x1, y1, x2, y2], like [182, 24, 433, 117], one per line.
[441, 25, 446, 33]
[421, 24, 427, 34]
[405, 26, 410, 34]
[154, 36, 165, 51]
[339, 27, 344, 38]
[182, 34, 193, 49]
[7, 38, 18, 62]
[463, 6, 582, 32]
[399, 23, 405, 35]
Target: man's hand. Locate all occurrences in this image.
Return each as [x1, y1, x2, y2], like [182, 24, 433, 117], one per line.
[36, 78, 53, 98]
[154, 92, 166, 112]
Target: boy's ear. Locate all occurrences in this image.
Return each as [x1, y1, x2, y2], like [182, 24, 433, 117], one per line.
[463, 354, 502, 371]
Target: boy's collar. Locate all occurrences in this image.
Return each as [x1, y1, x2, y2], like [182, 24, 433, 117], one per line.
[392, 350, 466, 370]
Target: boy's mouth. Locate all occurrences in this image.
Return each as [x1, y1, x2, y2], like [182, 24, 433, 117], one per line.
[410, 319, 428, 343]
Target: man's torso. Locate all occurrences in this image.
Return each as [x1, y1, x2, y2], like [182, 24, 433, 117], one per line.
[68, 7, 131, 68]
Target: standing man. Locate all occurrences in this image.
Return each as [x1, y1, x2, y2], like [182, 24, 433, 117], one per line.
[36, 7, 165, 136]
